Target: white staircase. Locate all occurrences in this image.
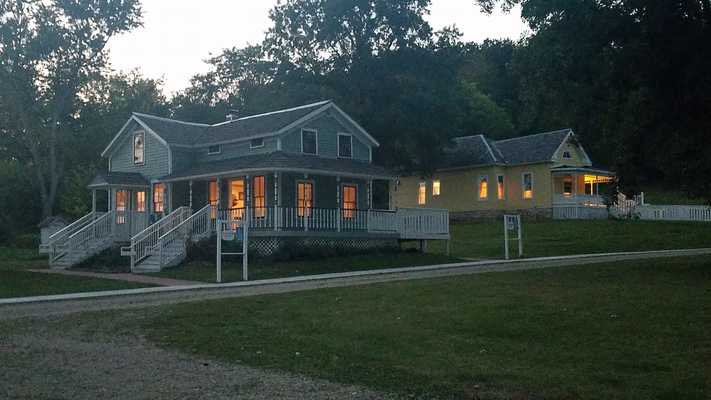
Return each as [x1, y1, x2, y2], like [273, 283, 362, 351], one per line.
[49, 212, 115, 269]
[125, 204, 212, 273]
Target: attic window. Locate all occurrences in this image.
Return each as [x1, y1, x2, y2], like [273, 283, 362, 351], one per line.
[250, 138, 264, 149]
[302, 129, 317, 155]
[208, 145, 222, 155]
[563, 151, 572, 159]
[338, 134, 352, 158]
[133, 131, 145, 165]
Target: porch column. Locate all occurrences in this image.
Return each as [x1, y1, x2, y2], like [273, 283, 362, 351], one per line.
[367, 179, 373, 210]
[91, 189, 97, 213]
[189, 180, 193, 210]
[274, 172, 279, 231]
[107, 188, 113, 211]
[216, 177, 222, 213]
[389, 179, 395, 211]
[336, 176, 341, 232]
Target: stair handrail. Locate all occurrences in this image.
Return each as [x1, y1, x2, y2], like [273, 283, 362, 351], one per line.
[52, 212, 113, 263]
[47, 211, 100, 247]
[128, 207, 191, 271]
[155, 204, 212, 268]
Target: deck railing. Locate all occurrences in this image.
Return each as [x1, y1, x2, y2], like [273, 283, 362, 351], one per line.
[154, 204, 213, 268]
[212, 206, 447, 238]
[44, 211, 100, 253]
[127, 207, 191, 270]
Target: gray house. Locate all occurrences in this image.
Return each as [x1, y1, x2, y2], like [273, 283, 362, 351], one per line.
[42, 101, 449, 272]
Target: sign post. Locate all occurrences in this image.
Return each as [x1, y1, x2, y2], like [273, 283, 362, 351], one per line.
[216, 210, 249, 283]
[504, 214, 522, 260]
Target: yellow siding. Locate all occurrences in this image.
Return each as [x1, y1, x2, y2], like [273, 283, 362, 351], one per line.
[394, 163, 553, 212]
[552, 140, 590, 167]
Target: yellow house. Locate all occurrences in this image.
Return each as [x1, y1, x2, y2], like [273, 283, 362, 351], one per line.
[393, 129, 614, 220]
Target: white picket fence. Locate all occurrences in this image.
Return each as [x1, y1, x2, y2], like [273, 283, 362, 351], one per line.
[633, 205, 711, 222]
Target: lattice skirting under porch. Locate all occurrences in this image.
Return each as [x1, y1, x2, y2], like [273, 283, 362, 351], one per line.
[249, 236, 399, 257]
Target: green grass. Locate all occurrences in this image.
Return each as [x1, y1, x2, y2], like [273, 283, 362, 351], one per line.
[141, 256, 711, 399]
[152, 251, 460, 283]
[425, 219, 711, 259]
[0, 246, 152, 299]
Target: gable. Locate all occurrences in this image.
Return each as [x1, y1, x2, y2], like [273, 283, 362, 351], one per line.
[107, 120, 171, 179]
[552, 134, 592, 166]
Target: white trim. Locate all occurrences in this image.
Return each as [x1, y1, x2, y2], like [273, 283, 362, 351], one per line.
[211, 100, 331, 127]
[340, 182, 358, 213]
[132, 130, 146, 166]
[329, 103, 380, 147]
[522, 172, 534, 200]
[296, 179, 315, 213]
[207, 144, 222, 155]
[479, 135, 498, 163]
[301, 128, 318, 155]
[101, 117, 135, 157]
[249, 138, 265, 149]
[131, 112, 210, 127]
[161, 167, 396, 183]
[337, 133, 353, 159]
[276, 137, 282, 151]
[478, 175, 489, 201]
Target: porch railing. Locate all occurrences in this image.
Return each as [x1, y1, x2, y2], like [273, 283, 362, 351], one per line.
[126, 206, 191, 271]
[212, 206, 448, 238]
[154, 204, 213, 268]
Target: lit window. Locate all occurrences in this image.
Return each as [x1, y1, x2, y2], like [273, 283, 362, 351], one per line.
[208, 181, 218, 219]
[418, 182, 426, 205]
[133, 131, 145, 165]
[338, 134, 353, 158]
[497, 175, 505, 200]
[302, 129, 317, 155]
[250, 138, 264, 149]
[297, 182, 313, 217]
[208, 145, 221, 155]
[342, 185, 357, 219]
[116, 190, 127, 224]
[136, 191, 146, 212]
[432, 180, 441, 196]
[153, 183, 165, 213]
[563, 176, 573, 196]
[523, 173, 534, 199]
[563, 151, 572, 159]
[253, 176, 266, 218]
[479, 176, 488, 200]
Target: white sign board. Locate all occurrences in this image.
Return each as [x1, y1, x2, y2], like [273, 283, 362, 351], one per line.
[216, 214, 249, 283]
[504, 214, 522, 260]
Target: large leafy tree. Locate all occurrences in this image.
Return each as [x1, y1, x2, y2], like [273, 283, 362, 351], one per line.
[0, 0, 142, 219]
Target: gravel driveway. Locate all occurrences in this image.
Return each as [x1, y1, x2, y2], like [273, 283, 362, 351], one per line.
[0, 311, 394, 400]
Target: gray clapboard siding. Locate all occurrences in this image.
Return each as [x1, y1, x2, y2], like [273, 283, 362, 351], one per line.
[281, 113, 370, 162]
[109, 122, 170, 179]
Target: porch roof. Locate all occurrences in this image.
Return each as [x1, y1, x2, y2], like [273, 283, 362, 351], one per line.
[87, 172, 150, 189]
[550, 166, 615, 176]
[160, 151, 396, 182]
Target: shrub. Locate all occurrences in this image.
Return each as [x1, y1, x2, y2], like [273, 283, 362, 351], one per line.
[74, 246, 130, 273]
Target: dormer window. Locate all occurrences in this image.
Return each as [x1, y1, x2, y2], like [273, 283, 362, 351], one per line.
[338, 133, 352, 158]
[563, 151, 572, 159]
[302, 129, 317, 155]
[250, 138, 264, 149]
[133, 131, 145, 165]
[208, 145, 222, 155]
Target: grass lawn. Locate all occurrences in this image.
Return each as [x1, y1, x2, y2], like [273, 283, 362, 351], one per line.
[140, 256, 711, 400]
[151, 251, 460, 283]
[425, 219, 711, 259]
[0, 246, 152, 299]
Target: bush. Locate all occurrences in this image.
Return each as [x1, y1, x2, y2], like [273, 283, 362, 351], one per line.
[12, 233, 40, 249]
[74, 246, 130, 273]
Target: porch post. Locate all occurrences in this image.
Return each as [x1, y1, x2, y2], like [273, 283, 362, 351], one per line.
[336, 176, 341, 232]
[189, 180, 193, 210]
[91, 189, 97, 213]
[367, 179, 373, 210]
[107, 188, 113, 211]
[274, 172, 279, 231]
[389, 179, 395, 211]
[166, 182, 173, 213]
[216, 177, 222, 218]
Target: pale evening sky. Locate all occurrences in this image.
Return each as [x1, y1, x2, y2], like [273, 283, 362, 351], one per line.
[107, 0, 528, 95]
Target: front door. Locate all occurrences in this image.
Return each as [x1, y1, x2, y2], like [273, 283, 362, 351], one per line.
[229, 179, 245, 219]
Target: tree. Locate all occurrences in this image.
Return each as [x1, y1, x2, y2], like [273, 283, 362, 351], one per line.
[0, 0, 142, 219]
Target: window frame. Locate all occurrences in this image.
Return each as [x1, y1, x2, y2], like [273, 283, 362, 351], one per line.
[296, 180, 314, 217]
[133, 131, 145, 165]
[432, 180, 441, 197]
[478, 175, 489, 201]
[252, 175, 266, 218]
[207, 144, 222, 155]
[208, 180, 219, 219]
[522, 172, 534, 200]
[562, 150, 572, 159]
[135, 191, 146, 213]
[116, 190, 128, 224]
[153, 183, 165, 213]
[496, 175, 505, 200]
[563, 176, 574, 197]
[250, 138, 265, 149]
[337, 133, 353, 159]
[418, 181, 427, 206]
[341, 183, 358, 219]
[301, 128, 318, 155]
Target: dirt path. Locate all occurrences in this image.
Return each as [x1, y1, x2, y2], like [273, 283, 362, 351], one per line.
[0, 312, 394, 400]
[29, 268, 201, 287]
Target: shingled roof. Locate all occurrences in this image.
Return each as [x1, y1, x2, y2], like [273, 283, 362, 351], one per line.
[87, 172, 150, 188]
[161, 151, 395, 182]
[442, 129, 575, 169]
[132, 113, 209, 146]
